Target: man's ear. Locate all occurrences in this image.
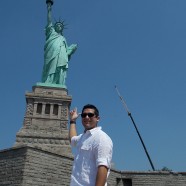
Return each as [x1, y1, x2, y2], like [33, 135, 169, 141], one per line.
[97, 116, 100, 122]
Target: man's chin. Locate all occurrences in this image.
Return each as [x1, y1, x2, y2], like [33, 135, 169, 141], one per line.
[85, 125, 94, 130]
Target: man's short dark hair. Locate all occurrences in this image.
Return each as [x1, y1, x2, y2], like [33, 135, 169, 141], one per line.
[82, 104, 99, 116]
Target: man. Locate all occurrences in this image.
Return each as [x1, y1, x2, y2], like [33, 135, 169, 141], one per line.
[42, 1, 77, 86]
[69, 104, 113, 186]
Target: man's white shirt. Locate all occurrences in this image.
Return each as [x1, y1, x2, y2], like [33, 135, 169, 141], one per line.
[70, 127, 113, 186]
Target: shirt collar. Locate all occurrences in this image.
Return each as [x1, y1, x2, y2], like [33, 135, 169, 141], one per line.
[85, 126, 102, 135]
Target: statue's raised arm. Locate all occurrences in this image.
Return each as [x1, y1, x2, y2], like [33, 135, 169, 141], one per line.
[41, 0, 77, 88]
[46, 0, 53, 26]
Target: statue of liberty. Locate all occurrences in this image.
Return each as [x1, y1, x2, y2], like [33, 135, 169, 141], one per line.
[41, 0, 77, 87]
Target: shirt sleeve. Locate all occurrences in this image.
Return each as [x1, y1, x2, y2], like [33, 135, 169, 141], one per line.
[71, 134, 82, 147]
[95, 135, 113, 169]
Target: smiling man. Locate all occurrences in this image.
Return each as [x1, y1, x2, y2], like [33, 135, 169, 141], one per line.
[69, 104, 113, 186]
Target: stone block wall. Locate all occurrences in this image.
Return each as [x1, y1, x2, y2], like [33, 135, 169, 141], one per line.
[0, 146, 73, 186]
[22, 147, 73, 186]
[0, 147, 26, 186]
[108, 169, 186, 186]
[1, 146, 186, 186]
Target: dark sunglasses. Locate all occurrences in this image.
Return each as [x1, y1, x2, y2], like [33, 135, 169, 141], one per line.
[81, 113, 95, 118]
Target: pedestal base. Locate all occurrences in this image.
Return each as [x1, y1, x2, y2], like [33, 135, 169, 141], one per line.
[14, 85, 72, 157]
[36, 82, 67, 89]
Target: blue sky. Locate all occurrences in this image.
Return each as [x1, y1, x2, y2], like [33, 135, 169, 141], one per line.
[1, 0, 186, 172]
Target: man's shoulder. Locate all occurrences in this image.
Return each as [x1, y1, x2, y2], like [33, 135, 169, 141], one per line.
[93, 127, 113, 143]
[71, 134, 83, 146]
[95, 127, 110, 136]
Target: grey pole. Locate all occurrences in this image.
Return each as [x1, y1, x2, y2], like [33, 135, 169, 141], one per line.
[115, 85, 155, 171]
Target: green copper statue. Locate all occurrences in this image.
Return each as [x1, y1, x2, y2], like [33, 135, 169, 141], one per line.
[41, 0, 77, 87]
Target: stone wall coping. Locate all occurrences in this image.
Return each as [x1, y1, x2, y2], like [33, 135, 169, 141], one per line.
[110, 168, 186, 175]
[25, 93, 72, 100]
[0, 145, 74, 160]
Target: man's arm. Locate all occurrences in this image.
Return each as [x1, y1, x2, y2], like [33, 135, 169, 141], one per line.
[69, 122, 77, 142]
[95, 165, 108, 186]
[95, 135, 113, 186]
[69, 108, 79, 142]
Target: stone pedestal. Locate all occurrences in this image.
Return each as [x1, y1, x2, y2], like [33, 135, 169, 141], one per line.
[14, 85, 72, 157]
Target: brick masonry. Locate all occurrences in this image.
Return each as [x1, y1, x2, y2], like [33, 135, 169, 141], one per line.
[108, 169, 186, 186]
[0, 146, 186, 186]
[0, 146, 72, 186]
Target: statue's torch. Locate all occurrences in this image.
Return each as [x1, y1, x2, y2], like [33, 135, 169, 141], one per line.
[46, 0, 54, 6]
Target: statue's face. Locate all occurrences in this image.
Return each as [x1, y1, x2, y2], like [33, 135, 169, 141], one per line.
[55, 23, 63, 33]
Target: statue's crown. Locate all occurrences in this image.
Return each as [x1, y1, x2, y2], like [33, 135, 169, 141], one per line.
[54, 19, 67, 29]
